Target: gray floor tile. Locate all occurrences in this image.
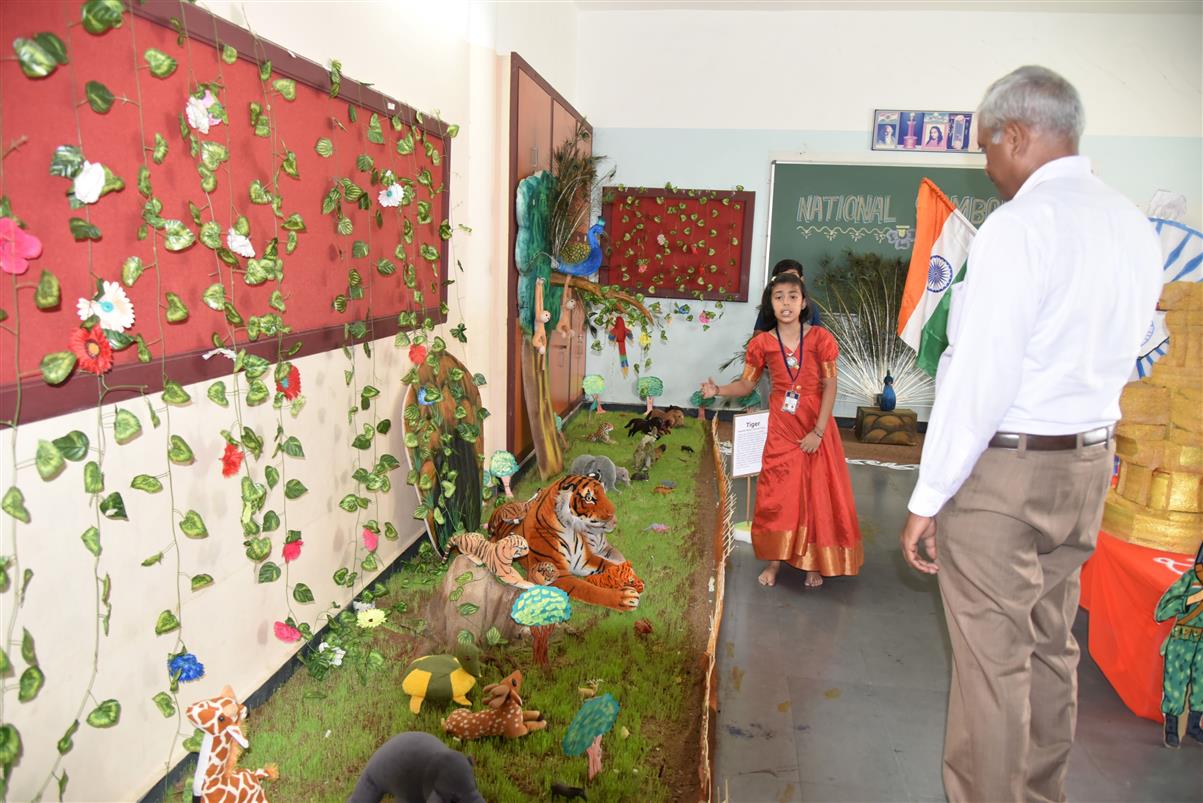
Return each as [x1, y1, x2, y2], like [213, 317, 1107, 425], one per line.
[718, 766, 803, 802]
[795, 779, 913, 802]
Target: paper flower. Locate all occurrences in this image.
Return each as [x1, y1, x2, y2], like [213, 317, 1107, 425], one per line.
[77, 281, 135, 332]
[282, 540, 303, 563]
[226, 228, 255, 258]
[656, 233, 668, 247]
[275, 364, 301, 400]
[362, 528, 378, 552]
[317, 642, 345, 667]
[699, 311, 713, 325]
[68, 325, 114, 375]
[377, 183, 405, 208]
[168, 652, 205, 682]
[417, 388, 433, 406]
[351, 600, 375, 612]
[274, 621, 303, 642]
[220, 442, 244, 478]
[185, 90, 221, 134]
[0, 218, 42, 275]
[72, 161, 106, 205]
[357, 609, 386, 629]
[408, 344, 427, 364]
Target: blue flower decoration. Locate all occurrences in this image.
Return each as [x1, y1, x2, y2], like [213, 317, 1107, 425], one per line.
[417, 388, 433, 406]
[168, 652, 205, 683]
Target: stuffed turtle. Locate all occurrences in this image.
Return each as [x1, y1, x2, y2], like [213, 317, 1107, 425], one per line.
[401, 643, 482, 715]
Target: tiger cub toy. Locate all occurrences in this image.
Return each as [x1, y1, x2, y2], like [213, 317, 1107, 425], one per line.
[498, 474, 641, 611]
[584, 422, 615, 445]
[448, 532, 532, 589]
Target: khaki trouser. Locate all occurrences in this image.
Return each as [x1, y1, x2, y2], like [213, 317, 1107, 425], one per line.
[936, 437, 1115, 803]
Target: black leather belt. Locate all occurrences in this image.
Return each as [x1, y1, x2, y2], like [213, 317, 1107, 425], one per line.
[988, 426, 1113, 451]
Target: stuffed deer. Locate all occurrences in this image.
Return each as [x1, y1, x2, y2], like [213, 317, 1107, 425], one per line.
[442, 670, 546, 740]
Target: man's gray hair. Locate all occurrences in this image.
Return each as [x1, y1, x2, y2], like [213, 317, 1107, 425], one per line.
[978, 66, 1085, 145]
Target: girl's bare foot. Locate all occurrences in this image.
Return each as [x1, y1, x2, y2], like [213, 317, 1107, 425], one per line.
[804, 571, 824, 588]
[758, 561, 782, 587]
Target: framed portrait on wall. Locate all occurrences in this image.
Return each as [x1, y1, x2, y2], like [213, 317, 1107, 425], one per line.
[872, 109, 981, 153]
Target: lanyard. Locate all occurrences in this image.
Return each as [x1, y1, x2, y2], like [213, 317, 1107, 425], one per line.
[774, 326, 803, 384]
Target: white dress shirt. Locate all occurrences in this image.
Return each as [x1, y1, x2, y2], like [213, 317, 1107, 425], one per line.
[908, 156, 1163, 517]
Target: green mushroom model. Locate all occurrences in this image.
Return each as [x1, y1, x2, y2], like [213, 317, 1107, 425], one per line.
[637, 376, 664, 415]
[582, 374, 606, 413]
[400, 642, 482, 715]
[489, 450, 519, 498]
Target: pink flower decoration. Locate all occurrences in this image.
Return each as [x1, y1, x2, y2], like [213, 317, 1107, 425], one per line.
[0, 218, 42, 276]
[282, 540, 303, 563]
[273, 621, 302, 642]
[408, 344, 427, 365]
[362, 528, 379, 552]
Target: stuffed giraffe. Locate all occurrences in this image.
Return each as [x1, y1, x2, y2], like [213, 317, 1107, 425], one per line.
[442, 670, 547, 740]
[186, 686, 279, 803]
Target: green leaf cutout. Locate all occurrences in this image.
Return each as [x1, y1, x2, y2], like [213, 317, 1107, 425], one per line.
[52, 431, 89, 461]
[152, 133, 168, 164]
[122, 256, 146, 286]
[130, 474, 163, 493]
[18, 666, 45, 702]
[83, 461, 103, 494]
[221, 44, 238, 64]
[167, 435, 194, 465]
[207, 381, 229, 407]
[56, 720, 78, 756]
[81, 0, 124, 35]
[40, 351, 76, 385]
[315, 137, 333, 158]
[179, 510, 208, 539]
[161, 381, 191, 406]
[292, 583, 314, 603]
[144, 48, 177, 78]
[14, 36, 60, 79]
[284, 479, 308, 500]
[153, 611, 180, 636]
[35, 440, 66, 481]
[164, 292, 189, 323]
[162, 219, 195, 252]
[152, 692, 176, 718]
[81, 527, 101, 557]
[69, 218, 101, 241]
[99, 492, 127, 521]
[272, 78, 296, 100]
[202, 283, 226, 311]
[191, 574, 214, 592]
[113, 408, 142, 444]
[257, 562, 281, 584]
[84, 80, 115, 113]
[85, 699, 121, 729]
[2, 486, 30, 524]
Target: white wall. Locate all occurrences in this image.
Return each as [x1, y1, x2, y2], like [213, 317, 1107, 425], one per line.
[576, 5, 1203, 412]
[0, 1, 581, 799]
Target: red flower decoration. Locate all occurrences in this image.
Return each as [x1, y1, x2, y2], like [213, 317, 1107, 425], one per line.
[362, 528, 378, 552]
[0, 217, 42, 276]
[68, 326, 114, 375]
[220, 442, 244, 478]
[276, 364, 301, 400]
[282, 540, 303, 563]
[273, 621, 302, 642]
[408, 344, 427, 365]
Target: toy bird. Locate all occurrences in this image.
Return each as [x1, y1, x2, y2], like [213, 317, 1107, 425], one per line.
[608, 316, 632, 377]
[553, 222, 605, 277]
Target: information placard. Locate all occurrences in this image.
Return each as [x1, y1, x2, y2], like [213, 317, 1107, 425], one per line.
[731, 411, 769, 478]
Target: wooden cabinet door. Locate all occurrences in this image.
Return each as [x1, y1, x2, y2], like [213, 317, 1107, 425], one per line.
[516, 71, 552, 176]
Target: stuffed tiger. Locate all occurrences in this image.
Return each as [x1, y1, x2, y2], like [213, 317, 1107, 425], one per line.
[500, 474, 641, 611]
[586, 560, 645, 594]
[584, 422, 615, 444]
[487, 499, 530, 543]
[448, 532, 532, 589]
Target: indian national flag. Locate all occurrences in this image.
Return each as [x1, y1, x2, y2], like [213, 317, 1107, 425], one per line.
[898, 178, 977, 376]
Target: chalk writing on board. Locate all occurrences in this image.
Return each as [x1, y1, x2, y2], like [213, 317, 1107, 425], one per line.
[732, 412, 770, 478]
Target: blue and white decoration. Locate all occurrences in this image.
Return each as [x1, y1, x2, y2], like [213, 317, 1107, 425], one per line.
[1136, 218, 1203, 378]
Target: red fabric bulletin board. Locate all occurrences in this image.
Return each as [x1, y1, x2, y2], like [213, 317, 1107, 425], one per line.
[1079, 530, 1193, 722]
[600, 186, 754, 302]
[0, 0, 450, 425]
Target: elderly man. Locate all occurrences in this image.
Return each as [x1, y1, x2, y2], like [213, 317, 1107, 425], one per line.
[899, 66, 1162, 802]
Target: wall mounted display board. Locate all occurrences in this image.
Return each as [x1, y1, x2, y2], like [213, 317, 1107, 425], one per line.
[600, 186, 754, 302]
[1, 0, 452, 425]
[766, 161, 999, 304]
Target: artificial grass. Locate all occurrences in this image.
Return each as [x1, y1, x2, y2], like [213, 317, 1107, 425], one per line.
[187, 411, 709, 802]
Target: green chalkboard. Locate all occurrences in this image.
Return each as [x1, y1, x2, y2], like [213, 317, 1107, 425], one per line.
[767, 161, 1001, 304]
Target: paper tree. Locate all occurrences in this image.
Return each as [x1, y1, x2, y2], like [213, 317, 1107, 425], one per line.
[582, 374, 606, 413]
[510, 585, 572, 668]
[689, 389, 716, 421]
[489, 450, 519, 498]
[562, 693, 620, 781]
[637, 376, 663, 415]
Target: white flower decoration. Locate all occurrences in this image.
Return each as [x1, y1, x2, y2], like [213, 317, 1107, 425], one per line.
[656, 233, 668, 247]
[226, 229, 255, 258]
[318, 642, 346, 667]
[73, 161, 106, 205]
[377, 183, 405, 209]
[185, 95, 211, 134]
[351, 600, 375, 612]
[77, 280, 135, 332]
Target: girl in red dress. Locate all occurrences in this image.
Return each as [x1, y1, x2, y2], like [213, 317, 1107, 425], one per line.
[701, 273, 863, 587]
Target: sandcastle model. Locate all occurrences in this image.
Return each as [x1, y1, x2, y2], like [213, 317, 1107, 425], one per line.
[1104, 282, 1203, 555]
